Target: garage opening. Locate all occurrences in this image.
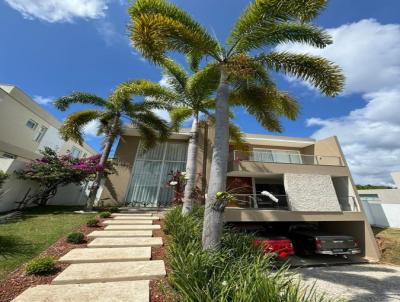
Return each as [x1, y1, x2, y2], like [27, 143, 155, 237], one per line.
[230, 220, 368, 266]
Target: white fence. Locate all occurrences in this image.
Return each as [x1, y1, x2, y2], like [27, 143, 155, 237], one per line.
[362, 200, 400, 228]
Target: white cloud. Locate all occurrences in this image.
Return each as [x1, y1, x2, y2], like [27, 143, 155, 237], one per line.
[308, 88, 400, 185]
[83, 120, 100, 137]
[4, 0, 109, 23]
[33, 95, 53, 105]
[277, 19, 400, 184]
[277, 19, 400, 95]
[95, 20, 126, 46]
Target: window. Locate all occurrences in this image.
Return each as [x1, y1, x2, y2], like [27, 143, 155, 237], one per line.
[34, 126, 48, 143]
[70, 147, 81, 158]
[26, 119, 38, 129]
[82, 152, 87, 158]
[126, 142, 187, 207]
[1, 152, 16, 159]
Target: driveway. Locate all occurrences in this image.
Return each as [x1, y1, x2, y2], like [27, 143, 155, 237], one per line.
[295, 264, 400, 302]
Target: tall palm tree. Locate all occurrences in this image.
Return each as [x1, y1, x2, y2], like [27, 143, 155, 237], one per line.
[162, 58, 297, 215]
[55, 80, 176, 210]
[129, 0, 345, 249]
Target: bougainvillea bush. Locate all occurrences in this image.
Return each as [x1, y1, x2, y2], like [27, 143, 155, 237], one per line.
[16, 147, 114, 207]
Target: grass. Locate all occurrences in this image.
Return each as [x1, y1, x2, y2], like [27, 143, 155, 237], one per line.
[0, 206, 96, 281]
[372, 227, 400, 265]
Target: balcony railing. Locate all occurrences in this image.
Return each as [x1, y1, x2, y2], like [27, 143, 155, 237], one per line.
[230, 194, 360, 212]
[232, 150, 344, 166]
[230, 194, 289, 210]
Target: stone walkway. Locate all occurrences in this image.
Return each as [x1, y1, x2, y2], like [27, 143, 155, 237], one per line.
[12, 211, 165, 302]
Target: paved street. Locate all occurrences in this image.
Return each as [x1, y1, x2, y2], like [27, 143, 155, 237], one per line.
[296, 264, 400, 302]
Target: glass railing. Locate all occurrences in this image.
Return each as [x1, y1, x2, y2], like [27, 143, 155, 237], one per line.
[230, 194, 289, 210]
[229, 194, 360, 212]
[232, 150, 344, 166]
[338, 196, 360, 212]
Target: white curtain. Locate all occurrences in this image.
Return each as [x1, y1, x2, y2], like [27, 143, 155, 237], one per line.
[127, 142, 187, 207]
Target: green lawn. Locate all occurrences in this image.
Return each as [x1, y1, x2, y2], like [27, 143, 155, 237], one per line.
[372, 227, 400, 265]
[0, 206, 96, 281]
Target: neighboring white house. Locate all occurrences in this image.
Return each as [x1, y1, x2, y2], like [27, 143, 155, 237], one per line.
[359, 172, 400, 228]
[0, 84, 97, 212]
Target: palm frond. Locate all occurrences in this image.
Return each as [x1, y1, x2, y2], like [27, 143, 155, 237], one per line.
[111, 79, 179, 108]
[133, 110, 171, 141]
[186, 63, 220, 104]
[136, 124, 158, 150]
[257, 51, 345, 96]
[233, 22, 332, 53]
[54, 92, 106, 111]
[161, 58, 188, 88]
[59, 109, 102, 145]
[230, 84, 300, 132]
[129, 0, 220, 62]
[169, 107, 193, 131]
[229, 0, 328, 47]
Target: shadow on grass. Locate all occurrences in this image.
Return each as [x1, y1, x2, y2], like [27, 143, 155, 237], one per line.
[0, 235, 36, 259]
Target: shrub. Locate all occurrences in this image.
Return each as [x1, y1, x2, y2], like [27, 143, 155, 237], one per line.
[25, 256, 56, 275]
[66, 232, 85, 244]
[109, 207, 119, 213]
[86, 218, 99, 227]
[165, 206, 337, 302]
[99, 211, 111, 218]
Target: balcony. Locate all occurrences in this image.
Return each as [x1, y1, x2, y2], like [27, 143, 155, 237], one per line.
[229, 150, 347, 177]
[232, 150, 344, 166]
[229, 194, 360, 212]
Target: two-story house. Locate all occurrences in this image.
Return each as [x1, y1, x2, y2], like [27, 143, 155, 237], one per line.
[100, 125, 380, 260]
[0, 84, 95, 160]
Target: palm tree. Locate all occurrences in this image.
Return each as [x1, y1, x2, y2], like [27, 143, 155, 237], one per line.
[129, 0, 345, 249]
[161, 59, 250, 215]
[55, 80, 176, 210]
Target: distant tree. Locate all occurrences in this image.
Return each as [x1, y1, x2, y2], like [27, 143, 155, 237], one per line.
[55, 80, 176, 210]
[356, 184, 393, 190]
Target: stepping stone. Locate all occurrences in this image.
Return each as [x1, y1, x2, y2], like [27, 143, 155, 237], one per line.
[87, 230, 153, 238]
[12, 280, 149, 301]
[59, 247, 151, 263]
[88, 237, 163, 248]
[113, 216, 159, 220]
[52, 260, 166, 284]
[103, 220, 153, 225]
[105, 224, 161, 231]
[111, 213, 153, 217]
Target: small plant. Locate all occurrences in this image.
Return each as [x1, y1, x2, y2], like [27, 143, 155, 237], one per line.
[86, 218, 99, 227]
[66, 232, 85, 244]
[25, 256, 56, 275]
[109, 207, 119, 213]
[99, 211, 111, 218]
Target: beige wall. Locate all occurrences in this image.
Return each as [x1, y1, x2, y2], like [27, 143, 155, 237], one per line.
[99, 136, 140, 205]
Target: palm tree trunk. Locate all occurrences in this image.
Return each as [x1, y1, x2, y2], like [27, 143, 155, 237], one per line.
[202, 70, 230, 250]
[86, 116, 118, 211]
[182, 115, 199, 215]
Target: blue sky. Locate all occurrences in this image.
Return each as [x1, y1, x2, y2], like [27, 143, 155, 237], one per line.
[0, 0, 399, 184]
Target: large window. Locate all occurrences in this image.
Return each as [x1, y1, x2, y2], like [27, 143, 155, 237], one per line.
[251, 148, 302, 164]
[126, 141, 187, 207]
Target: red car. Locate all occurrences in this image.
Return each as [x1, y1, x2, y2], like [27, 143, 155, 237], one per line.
[255, 236, 295, 258]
